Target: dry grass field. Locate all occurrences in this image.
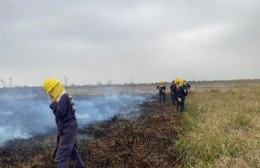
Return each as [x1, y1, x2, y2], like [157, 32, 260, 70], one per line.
[176, 80, 260, 168]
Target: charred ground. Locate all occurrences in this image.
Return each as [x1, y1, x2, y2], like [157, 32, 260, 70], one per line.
[0, 95, 182, 168]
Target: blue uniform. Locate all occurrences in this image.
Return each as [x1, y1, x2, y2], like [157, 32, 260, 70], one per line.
[175, 86, 186, 112]
[50, 93, 85, 168]
[157, 84, 166, 102]
[182, 83, 191, 96]
[170, 83, 177, 106]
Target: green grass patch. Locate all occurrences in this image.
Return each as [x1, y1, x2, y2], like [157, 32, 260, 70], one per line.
[176, 81, 260, 168]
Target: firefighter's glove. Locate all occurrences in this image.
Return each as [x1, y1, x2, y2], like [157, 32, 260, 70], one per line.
[178, 97, 182, 102]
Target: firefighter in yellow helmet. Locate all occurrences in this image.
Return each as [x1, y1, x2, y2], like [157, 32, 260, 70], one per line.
[175, 81, 186, 113]
[156, 81, 166, 103]
[174, 78, 191, 113]
[43, 78, 85, 168]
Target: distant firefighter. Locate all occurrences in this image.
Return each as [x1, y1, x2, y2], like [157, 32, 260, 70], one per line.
[175, 81, 186, 113]
[170, 80, 177, 106]
[157, 81, 166, 103]
[183, 80, 191, 96]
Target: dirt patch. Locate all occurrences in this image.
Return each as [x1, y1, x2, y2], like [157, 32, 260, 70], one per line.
[0, 98, 182, 168]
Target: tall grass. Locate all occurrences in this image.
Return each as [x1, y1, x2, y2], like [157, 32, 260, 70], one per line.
[176, 81, 260, 168]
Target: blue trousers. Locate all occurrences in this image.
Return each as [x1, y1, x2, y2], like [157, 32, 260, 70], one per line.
[159, 92, 166, 102]
[177, 98, 185, 113]
[57, 122, 85, 168]
[171, 94, 176, 105]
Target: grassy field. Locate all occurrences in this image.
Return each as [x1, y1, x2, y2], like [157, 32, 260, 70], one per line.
[0, 80, 259, 167]
[176, 80, 260, 168]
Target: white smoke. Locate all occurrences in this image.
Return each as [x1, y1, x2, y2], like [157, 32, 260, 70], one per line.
[0, 87, 150, 146]
[75, 93, 148, 126]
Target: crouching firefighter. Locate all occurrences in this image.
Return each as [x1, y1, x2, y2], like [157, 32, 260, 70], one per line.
[157, 81, 166, 103]
[43, 78, 85, 168]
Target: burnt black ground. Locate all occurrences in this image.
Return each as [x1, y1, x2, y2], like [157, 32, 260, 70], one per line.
[0, 96, 182, 168]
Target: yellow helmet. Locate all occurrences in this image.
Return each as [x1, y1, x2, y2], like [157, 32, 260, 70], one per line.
[175, 77, 184, 85]
[43, 78, 65, 101]
[43, 78, 59, 93]
[159, 80, 164, 84]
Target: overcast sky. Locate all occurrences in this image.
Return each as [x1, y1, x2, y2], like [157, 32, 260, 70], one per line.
[1, 0, 259, 86]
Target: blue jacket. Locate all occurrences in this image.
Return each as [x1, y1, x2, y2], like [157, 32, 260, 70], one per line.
[183, 83, 191, 96]
[157, 85, 166, 94]
[170, 83, 177, 95]
[176, 86, 186, 101]
[50, 93, 77, 135]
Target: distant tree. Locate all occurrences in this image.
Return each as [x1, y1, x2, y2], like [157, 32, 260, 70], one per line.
[97, 81, 102, 86]
[0, 79, 5, 88]
[64, 75, 69, 86]
[107, 80, 112, 85]
[9, 78, 12, 88]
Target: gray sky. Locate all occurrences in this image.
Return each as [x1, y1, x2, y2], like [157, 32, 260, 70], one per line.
[1, 0, 260, 86]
